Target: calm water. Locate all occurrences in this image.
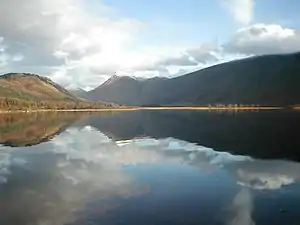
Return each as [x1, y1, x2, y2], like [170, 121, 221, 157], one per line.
[0, 110, 300, 225]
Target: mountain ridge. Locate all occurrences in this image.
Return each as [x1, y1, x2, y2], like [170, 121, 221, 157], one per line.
[84, 52, 300, 106]
[2, 52, 300, 108]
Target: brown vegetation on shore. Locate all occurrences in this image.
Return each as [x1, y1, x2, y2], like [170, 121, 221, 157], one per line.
[0, 97, 116, 111]
[0, 105, 283, 114]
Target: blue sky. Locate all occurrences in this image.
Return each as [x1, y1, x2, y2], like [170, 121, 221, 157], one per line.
[0, 0, 300, 89]
[104, 0, 235, 43]
[100, 0, 300, 44]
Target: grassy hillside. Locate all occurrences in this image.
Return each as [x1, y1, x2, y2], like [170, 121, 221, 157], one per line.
[86, 52, 300, 107]
[0, 73, 76, 101]
[0, 73, 116, 110]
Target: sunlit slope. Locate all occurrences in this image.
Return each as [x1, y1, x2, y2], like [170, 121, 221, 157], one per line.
[0, 73, 117, 110]
[0, 73, 77, 101]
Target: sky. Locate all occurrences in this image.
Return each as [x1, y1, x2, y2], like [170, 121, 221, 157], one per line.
[0, 0, 300, 90]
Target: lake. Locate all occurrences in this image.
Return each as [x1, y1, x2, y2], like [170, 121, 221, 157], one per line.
[0, 110, 300, 225]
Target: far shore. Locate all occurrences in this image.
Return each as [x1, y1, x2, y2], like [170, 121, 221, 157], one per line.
[0, 106, 285, 113]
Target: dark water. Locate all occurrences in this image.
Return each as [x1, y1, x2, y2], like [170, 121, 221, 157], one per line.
[0, 110, 300, 225]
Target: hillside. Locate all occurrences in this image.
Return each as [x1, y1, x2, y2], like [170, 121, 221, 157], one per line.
[86, 52, 300, 106]
[0, 73, 114, 110]
[0, 73, 77, 101]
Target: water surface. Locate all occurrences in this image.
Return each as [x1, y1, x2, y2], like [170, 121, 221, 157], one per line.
[0, 110, 300, 225]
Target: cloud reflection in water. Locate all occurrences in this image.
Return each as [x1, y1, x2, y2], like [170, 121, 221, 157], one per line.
[0, 126, 300, 225]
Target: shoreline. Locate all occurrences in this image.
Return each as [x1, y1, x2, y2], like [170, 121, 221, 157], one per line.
[0, 106, 284, 113]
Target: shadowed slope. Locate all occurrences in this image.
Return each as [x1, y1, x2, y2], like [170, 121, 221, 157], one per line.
[87, 53, 300, 106]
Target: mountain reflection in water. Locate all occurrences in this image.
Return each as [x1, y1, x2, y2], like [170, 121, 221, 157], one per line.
[0, 111, 300, 225]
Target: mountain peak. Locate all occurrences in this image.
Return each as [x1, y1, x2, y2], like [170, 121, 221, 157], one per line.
[101, 74, 121, 86]
[101, 74, 141, 87]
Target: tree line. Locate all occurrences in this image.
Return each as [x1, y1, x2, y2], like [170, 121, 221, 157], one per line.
[0, 97, 116, 110]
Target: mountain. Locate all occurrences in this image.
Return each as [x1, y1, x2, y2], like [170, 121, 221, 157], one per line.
[0, 73, 77, 101]
[87, 75, 169, 105]
[68, 88, 89, 100]
[0, 73, 114, 110]
[86, 52, 300, 106]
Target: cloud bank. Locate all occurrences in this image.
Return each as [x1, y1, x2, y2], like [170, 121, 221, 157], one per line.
[0, 0, 300, 89]
[224, 23, 300, 55]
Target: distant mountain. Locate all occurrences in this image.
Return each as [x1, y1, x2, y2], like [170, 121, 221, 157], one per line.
[86, 52, 300, 106]
[0, 73, 114, 110]
[87, 75, 169, 105]
[68, 88, 89, 100]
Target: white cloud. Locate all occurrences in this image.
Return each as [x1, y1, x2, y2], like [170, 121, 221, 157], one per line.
[224, 23, 300, 55]
[1, 0, 298, 90]
[53, 43, 220, 88]
[186, 43, 219, 64]
[0, 0, 144, 87]
[0, 0, 223, 89]
[223, 0, 254, 25]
